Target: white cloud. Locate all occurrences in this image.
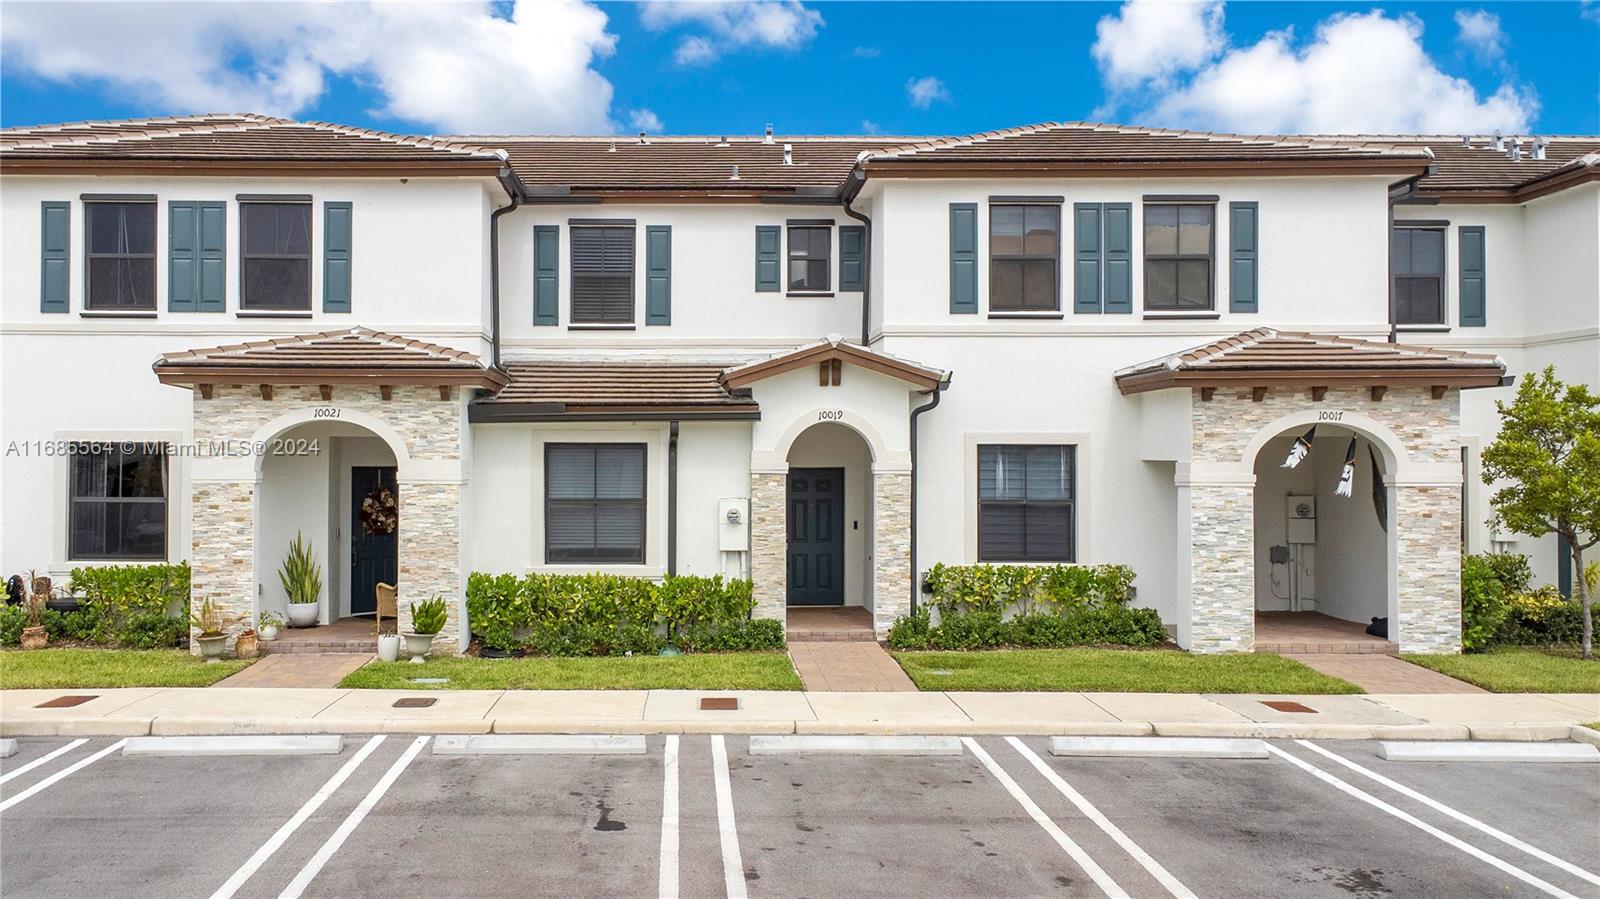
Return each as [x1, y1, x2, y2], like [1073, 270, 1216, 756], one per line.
[641, 1, 822, 65]
[851, 46, 881, 59]
[0, 1, 620, 134]
[627, 108, 664, 133]
[906, 76, 950, 110]
[859, 119, 880, 134]
[1454, 9, 1505, 63]
[1092, 0, 1225, 90]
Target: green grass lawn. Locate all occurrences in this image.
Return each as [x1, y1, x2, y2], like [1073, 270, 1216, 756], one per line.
[1401, 647, 1600, 693]
[0, 648, 254, 689]
[893, 648, 1362, 693]
[338, 652, 803, 691]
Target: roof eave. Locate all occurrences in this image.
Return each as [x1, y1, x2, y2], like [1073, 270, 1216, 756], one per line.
[154, 365, 508, 390]
[0, 158, 506, 177]
[1115, 367, 1506, 395]
[859, 157, 1431, 180]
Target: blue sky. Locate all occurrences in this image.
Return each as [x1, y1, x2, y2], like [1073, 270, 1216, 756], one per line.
[2, 1, 1595, 137]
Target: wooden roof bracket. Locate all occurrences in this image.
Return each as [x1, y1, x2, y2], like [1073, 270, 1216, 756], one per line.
[1371, 385, 1388, 401]
[1251, 386, 1268, 402]
[1311, 386, 1328, 402]
[1431, 385, 1448, 400]
[1199, 387, 1215, 402]
[259, 384, 273, 401]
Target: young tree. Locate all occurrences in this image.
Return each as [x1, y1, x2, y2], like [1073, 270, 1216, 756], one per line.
[1480, 367, 1600, 658]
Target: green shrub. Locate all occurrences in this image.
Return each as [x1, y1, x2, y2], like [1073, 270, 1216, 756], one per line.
[409, 595, 448, 636]
[0, 605, 25, 645]
[885, 605, 1165, 652]
[279, 532, 322, 605]
[1479, 553, 1533, 596]
[42, 604, 108, 643]
[922, 563, 1138, 618]
[116, 611, 188, 649]
[1461, 553, 1508, 651]
[1496, 586, 1585, 645]
[70, 562, 189, 619]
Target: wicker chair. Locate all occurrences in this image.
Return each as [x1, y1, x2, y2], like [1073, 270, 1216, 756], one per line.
[374, 582, 397, 636]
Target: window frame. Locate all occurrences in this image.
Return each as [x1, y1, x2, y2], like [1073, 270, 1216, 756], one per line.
[569, 220, 637, 324]
[1391, 222, 1448, 326]
[988, 201, 1061, 312]
[1142, 200, 1216, 311]
[238, 195, 313, 312]
[82, 196, 158, 312]
[543, 442, 648, 565]
[67, 441, 169, 562]
[786, 221, 833, 294]
[976, 443, 1077, 563]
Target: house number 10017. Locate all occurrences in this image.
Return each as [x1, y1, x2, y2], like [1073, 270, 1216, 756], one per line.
[818, 410, 844, 421]
[312, 407, 342, 419]
[1318, 410, 1344, 422]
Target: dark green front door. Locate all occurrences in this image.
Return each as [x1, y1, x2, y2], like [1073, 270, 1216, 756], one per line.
[786, 467, 844, 606]
[350, 466, 398, 617]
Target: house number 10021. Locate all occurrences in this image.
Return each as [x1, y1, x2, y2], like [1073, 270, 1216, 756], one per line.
[818, 410, 844, 421]
[312, 407, 341, 419]
[1318, 410, 1344, 422]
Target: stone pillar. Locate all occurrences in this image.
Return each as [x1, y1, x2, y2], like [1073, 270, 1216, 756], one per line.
[1395, 485, 1462, 653]
[749, 470, 788, 629]
[190, 479, 257, 650]
[396, 480, 463, 650]
[1186, 480, 1256, 653]
[871, 469, 911, 637]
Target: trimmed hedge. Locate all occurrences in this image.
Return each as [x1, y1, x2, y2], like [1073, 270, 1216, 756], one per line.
[464, 572, 780, 656]
[888, 563, 1164, 651]
[1, 563, 191, 648]
[1460, 552, 1585, 650]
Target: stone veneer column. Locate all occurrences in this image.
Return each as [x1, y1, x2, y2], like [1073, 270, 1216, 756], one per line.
[871, 470, 912, 637]
[749, 471, 788, 629]
[189, 480, 257, 645]
[1186, 480, 1256, 652]
[1395, 485, 1462, 652]
[396, 481, 463, 650]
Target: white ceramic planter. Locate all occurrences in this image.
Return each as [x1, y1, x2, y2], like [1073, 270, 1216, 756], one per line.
[402, 632, 435, 662]
[376, 633, 401, 662]
[286, 603, 319, 628]
[194, 634, 229, 659]
[259, 625, 280, 642]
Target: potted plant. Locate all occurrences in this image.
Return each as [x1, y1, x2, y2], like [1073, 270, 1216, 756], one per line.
[191, 598, 229, 659]
[20, 572, 48, 650]
[234, 628, 260, 659]
[403, 595, 447, 663]
[279, 532, 322, 628]
[258, 610, 284, 641]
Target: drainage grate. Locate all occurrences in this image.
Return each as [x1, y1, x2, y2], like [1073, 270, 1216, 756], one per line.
[1260, 700, 1318, 714]
[36, 695, 98, 709]
[700, 697, 739, 711]
[392, 697, 438, 709]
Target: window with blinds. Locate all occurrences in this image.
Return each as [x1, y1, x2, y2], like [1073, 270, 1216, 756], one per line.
[977, 444, 1075, 562]
[545, 443, 646, 564]
[85, 200, 157, 310]
[571, 225, 635, 323]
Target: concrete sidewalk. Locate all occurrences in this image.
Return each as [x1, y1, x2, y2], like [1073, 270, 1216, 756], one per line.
[3, 688, 1596, 741]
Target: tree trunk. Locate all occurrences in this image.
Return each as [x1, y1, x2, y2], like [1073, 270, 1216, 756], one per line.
[1574, 540, 1592, 660]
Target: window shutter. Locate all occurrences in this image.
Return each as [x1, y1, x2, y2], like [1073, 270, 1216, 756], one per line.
[839, 224, 865, 291]
[1103, 203, 1132, 314]
[754, 225, 781, 292]
[645, 225, 671, 326]
[949, 203, 977, 313]
[322, 202, 352, 312]
[40, 201, 70, 313]
[169, 202, 199, 312]
[1458, 226, 1486, 327]
[197, 201, 226, 312]
[1228, 201, 1259, 313]
[533, 224, 559, 326]
[1073, 203, 1102, 313]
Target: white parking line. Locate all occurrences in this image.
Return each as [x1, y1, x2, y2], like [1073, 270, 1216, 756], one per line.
[1007, 737, 1197, 899]
[711, 734, 747, 899]
[1267, 745, 1580, 899]
[278, 735, 429, 899]
[0, 738, 87, 786]
[0, 740, 124, 813]
[659, 735, 680, 899]
[1298, 740, 1600, 888]
[961, 737, 1129, 899]
[209, 735, 387, 899]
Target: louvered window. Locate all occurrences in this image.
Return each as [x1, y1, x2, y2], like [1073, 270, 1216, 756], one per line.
[571, 225, 635, 323]
[546, 443, 646, 564]
[85, 200, 157, 310]
[978, 444, 1075, 562]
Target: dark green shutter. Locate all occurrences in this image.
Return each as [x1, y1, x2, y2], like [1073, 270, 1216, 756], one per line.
[197, 201, 226, 311]
[1073, 203, 1102, 313]
[1103, 203, 1132, 314]
[1229, 202, 1258, 313]
[646, 225, 671, 325]
[533, 225, 559, 325]
[323, 202, 352, 312]
[839, 225, 865, 291]
[170, 201, 226, 312]
[949, 203, 977, 313]
[755, 225, 780, 292]
[1459, 226, 1486, 327]
[40, 201, 69, 313]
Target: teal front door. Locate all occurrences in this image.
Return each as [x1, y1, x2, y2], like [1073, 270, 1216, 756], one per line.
[786, 468, 845, 606]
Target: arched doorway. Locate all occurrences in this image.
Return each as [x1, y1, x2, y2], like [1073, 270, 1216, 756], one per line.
[784, 422, 875, 619]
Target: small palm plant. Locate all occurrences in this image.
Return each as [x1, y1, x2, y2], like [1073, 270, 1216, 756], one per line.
[190, 598, 225, 637]
[410, 595, 448, 636]
[279, 532, 323, 605]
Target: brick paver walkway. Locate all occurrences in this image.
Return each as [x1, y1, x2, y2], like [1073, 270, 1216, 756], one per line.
[1283, 653, 1487, 694]
[213, 653, 370, 688]
[788, 642, 917, 692]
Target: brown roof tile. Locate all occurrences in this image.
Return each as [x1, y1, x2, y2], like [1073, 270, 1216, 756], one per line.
[474, 360, 760, 420]
[154, 327, 504, 388]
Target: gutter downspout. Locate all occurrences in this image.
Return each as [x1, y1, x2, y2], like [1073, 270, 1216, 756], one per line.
[907, 380, 948, 615]
[668, 420, 680, 577]
[841, 169, 873, 347]
[489, 164, 523, 370]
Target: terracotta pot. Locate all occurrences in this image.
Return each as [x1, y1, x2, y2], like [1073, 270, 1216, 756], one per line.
[20, 626, 47, 650]
[234, 631, 260, 659]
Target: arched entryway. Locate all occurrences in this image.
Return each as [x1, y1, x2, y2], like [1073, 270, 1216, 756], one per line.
[783, 422, 875, 619]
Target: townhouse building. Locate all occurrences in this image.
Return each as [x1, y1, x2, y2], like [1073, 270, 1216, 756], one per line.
[2, 115, 1595, 654]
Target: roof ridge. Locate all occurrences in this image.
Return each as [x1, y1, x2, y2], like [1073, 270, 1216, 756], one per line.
[296, 121, 506, 160]
[864, 121, 1428, 162]
[0, 112, 285, 136]
[158, 326, 486, 367]
[0, 118, 283, 149]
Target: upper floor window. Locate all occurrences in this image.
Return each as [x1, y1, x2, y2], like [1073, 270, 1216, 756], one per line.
[240, 198, 312, 310]
[1144, 202, 1214, 310]
[990, 204, 1059, 311]
[545, 443, 646, 564]
[1392, 225, 1445, 325]
[787, 223, 832, 292]
[84, 198, 156, 311]
[69, 442, 167, 561]
[571, 223, 635, 323]
[977, 444, 1075, 562]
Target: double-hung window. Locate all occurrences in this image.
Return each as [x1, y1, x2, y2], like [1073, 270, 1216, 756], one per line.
[989, 203, 1060, 310]
[1392, 225, 1446, 325]
[545, 443, 647, 564]
[1144, 202, 1214, 310]
[84, 197, 157, 311]
[978, 444, 1075, 562]
[69, 442, 168, 560]
[240, 197, 312, 310]
[787, 223, 832, 292]
[571, 223, 636, 323]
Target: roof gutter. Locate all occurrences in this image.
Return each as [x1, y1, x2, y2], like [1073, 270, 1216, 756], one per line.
[841, 168, 873, 346]
[489, 164, 523, 371]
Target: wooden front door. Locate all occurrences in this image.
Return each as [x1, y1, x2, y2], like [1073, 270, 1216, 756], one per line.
[350, 466, 398, 617]
[786, 467, 845, 606]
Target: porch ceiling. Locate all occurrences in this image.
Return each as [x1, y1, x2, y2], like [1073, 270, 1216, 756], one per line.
[153, 326, 507, 389]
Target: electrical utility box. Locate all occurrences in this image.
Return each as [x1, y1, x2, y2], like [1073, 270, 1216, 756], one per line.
[1286, 495, 1317, 544]
[718, 498, 750, 551]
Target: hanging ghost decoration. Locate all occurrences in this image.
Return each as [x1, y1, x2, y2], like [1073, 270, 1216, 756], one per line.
[1335, 438, 1357, 497]
[1369, 445, 1388, 531]
[1281, 427, 1316, 469]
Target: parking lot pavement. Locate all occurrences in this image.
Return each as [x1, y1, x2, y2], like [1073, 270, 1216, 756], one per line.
[1, 734, 1597, 899]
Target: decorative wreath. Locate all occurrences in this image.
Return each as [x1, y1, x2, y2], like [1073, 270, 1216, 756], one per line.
[360, 486, 398, 535]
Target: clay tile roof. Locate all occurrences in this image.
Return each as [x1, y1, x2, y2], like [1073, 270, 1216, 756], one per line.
[472, 360, 760, 421]
[1293, 134, 1600, 199]
[1114, 328, 1505, 394]
[154, 327, 505, 388]
[721, 336, 948, 391]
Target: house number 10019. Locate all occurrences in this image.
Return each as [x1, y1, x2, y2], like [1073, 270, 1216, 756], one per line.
[312, 407, 342, 419]
[818, 410, 844, 421]
[1318, 410, 1345, 422]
